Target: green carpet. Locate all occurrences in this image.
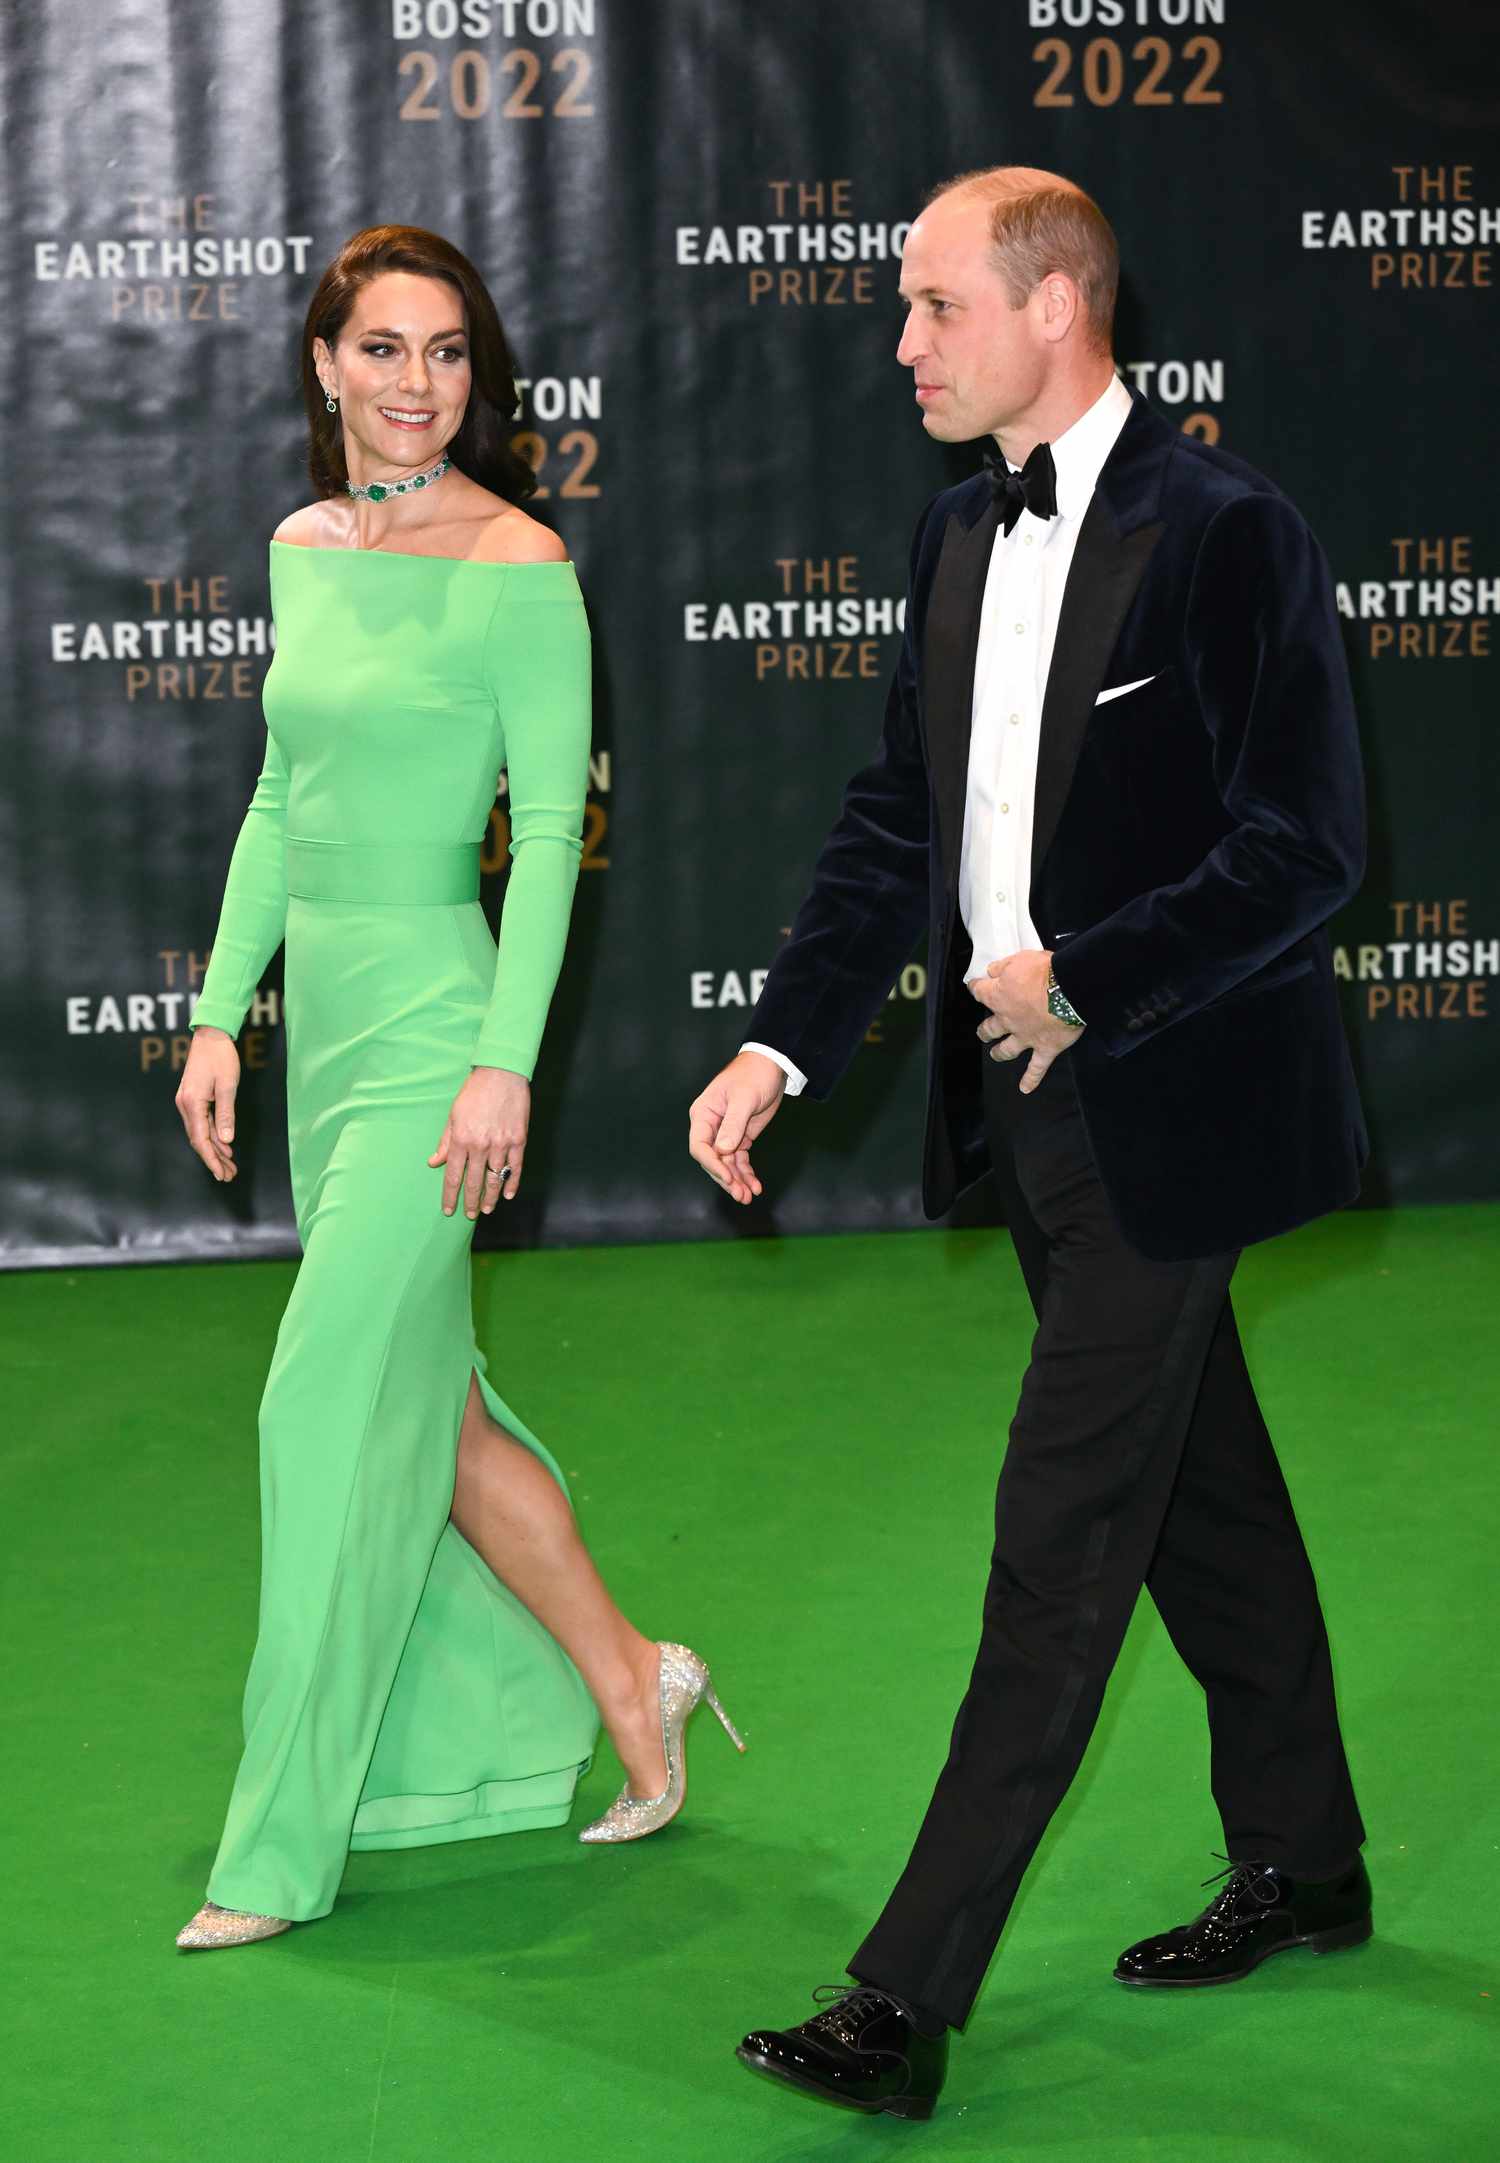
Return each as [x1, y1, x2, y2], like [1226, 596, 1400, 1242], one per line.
[3, 1207, 1496, 2162]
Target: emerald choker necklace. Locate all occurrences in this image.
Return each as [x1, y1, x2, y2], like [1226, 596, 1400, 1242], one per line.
[346, 452, 451, 505]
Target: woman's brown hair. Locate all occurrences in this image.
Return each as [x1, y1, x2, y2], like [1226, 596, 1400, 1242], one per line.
[299, 224, 537, 503]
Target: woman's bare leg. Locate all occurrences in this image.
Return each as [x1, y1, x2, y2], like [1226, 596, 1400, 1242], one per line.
[450, 1374, 668, 1797]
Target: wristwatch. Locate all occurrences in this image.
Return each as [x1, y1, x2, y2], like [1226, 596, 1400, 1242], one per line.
[1046, 966, 1085, 1029]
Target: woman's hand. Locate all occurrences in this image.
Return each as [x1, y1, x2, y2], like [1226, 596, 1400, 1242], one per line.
[428, 1066, 531, 1218]
[175, 1027, 241, 1182]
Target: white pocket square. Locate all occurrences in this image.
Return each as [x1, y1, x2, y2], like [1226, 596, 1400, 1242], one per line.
[1095, 674, 1158, 705]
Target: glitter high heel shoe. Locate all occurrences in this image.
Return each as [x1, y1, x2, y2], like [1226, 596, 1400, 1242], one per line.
[577, 1641, 746, 1844]
[175, 1901, 292, 1951]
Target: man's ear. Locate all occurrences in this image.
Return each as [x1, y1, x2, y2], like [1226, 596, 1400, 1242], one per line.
[1039, 275, 1080, 343]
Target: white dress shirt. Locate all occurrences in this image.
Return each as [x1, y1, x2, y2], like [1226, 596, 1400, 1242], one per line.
[746, 373, 1134, 1095]
[959, 371, 1132, 983]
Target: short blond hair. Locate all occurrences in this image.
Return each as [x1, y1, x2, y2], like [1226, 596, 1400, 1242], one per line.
[928, 167, 1119, 356]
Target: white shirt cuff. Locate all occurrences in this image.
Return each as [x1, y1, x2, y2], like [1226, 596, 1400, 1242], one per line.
[740, 1042, 807, 1096]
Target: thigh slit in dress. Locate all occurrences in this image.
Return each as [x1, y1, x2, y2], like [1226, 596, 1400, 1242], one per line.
[189, 544, 599, 1921]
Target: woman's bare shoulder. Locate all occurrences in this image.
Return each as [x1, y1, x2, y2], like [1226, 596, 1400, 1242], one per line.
[468, 503, 570, 565]
[272, 501, 347, 548]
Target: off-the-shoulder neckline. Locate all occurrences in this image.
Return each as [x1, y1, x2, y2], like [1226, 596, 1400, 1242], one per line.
[269, 540, 575, 568]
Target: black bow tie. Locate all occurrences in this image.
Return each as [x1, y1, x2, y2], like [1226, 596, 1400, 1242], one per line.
[983, 441, 1058, 535]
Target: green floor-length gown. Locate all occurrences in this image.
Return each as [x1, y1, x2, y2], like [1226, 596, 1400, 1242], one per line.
[189, 540, 599, 1922]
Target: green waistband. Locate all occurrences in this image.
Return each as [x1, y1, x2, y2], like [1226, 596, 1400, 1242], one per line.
[284, 838, 480, 905]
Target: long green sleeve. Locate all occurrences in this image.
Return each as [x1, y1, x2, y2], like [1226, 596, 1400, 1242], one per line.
[191, 728, 289, 1036]
[471, 569, 592, 1076]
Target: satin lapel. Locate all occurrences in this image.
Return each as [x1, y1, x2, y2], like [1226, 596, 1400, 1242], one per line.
[1031, 499, 1163, 884]
[923, 499, 1000, 893]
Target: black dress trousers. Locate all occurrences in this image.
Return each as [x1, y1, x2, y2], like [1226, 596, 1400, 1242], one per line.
[849, 1045, 1364, 2030]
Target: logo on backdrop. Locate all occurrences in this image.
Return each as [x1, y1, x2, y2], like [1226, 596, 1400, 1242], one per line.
[1335, 901, 1496, 1024]
[64, 952, 282, 1076]
[690, 944, 927, 1049]
[49, 574, 274, 704]
[32, 195, 314, 325]
[511, 372, 602, 504]
[1026, 1, 1226, 114]
[677, 181, 910, 308]
[1335, 536, 1495, 662]
[683, 555, 906, 683]
[392, 0, 598, 126]
[1302, 164, 1495, 290]
[1119, 357, 1224, 444]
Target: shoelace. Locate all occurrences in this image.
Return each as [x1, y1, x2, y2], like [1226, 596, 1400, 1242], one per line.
[808, 1984, 906, 2049]
[1200, 1854, 1283, 1921]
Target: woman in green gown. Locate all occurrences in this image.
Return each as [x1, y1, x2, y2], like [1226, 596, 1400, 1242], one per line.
[172, 227, 742, 1950]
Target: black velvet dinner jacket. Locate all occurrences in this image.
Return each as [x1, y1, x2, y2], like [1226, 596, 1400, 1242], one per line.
[748, 390, 1368, 1261]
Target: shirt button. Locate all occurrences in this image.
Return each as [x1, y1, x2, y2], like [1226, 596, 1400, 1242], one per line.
[1009, 712, 1021, 726]
[995, 890, 1006, 902]
[1014, 623, 1025, 635]
[1000, 802, 1010, 814]
[1023, 534, 1034, 547]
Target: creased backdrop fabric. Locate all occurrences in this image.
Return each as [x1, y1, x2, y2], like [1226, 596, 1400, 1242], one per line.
[3, 0, 1495, 1266]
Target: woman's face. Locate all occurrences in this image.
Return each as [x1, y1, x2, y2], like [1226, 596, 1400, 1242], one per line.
[315, 271, 473, 474]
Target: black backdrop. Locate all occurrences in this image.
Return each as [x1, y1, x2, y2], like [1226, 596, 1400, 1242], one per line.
[4, 0, 1496, 1268]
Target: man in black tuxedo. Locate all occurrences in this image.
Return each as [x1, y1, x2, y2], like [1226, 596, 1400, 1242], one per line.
[689, 167, 1371, 2121]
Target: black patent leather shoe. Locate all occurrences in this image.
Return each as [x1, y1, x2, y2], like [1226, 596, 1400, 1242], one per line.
[1115, 1855, 1372, 1987]
[737, 1984, 948, 2119]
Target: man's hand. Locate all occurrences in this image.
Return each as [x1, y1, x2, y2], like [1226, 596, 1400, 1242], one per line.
[968, 949, 1083, 1096]
[688, 1050, 786, 1205]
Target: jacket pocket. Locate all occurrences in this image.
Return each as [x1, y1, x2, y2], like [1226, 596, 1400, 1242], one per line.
[1094, 672, 1160, 706]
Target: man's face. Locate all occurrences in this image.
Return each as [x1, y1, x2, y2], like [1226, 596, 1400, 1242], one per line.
[896, 195, 1047, 442]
